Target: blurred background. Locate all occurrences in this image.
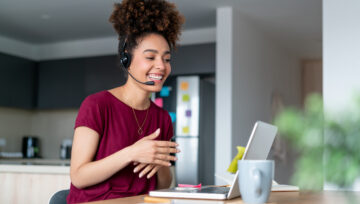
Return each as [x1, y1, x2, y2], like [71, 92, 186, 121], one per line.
[8, 0, 360, 202]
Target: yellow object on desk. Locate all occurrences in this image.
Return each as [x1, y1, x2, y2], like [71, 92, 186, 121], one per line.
[227, 146, 245, 173]
[144, 196, 171, 203]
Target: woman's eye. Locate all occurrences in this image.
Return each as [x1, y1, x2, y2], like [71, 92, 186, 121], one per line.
[165, 58, 171, 62]
[146, 57, 155, 60]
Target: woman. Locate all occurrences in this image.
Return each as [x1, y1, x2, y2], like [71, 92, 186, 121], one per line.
[67, 0, 184, 203]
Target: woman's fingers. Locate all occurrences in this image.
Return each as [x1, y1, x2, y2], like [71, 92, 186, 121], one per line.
[153, 159, 172, 167]
[131, 138, 180, 165]
[155, 154, 177, 161]
[133, 163, 147, 173]
[136, 164, 162, 179]
[146, 165, 161, 179]
[156, 147, 180, 154]
[139, 164, 155, 178]
[154, 141, 178, 147]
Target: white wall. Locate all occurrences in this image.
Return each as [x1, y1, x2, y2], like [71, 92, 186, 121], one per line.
[323, 0, 360, 113]
[323, 0, 360, 190]
[231, 11, 301, 150]
[215, 7, 301, 184]
[215, 7, 234, 185]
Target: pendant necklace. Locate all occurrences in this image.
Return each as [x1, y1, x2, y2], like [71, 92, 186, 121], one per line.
[131, 105, 149, 135]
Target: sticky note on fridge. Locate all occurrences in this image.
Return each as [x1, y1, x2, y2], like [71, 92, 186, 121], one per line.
[182, 94, 190, 102]
[160, 86, 170, 97]
[180, 82, 189, 90]
[182, 126, 189, 134]
[169, 112, 176, 123]
[185, 110, 192, 117]
[154, 98, 163, 108]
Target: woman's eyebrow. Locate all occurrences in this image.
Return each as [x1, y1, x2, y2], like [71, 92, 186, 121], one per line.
[143, 49, 171, 55]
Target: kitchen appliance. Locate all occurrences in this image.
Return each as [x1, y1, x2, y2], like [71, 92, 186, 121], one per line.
[60, 139, 72, 159]
[22, 136, 40, 158]
[159, 75, 215, 185]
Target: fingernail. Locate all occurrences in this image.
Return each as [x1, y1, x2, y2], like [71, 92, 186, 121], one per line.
[177, 149, 181, 153]
[139, 174, 143, 178]
[156, 128, 160, 135]
[147, 175, 150, 179]
[133, 169, 138, 173]
[168, 163, 171, 166]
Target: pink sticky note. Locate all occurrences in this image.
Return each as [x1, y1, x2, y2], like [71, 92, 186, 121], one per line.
[178, 183, 202, 188]
[155, 98, 163, 108]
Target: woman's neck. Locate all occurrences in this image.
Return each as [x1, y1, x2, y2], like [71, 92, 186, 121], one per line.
[110, 83, 151, 110]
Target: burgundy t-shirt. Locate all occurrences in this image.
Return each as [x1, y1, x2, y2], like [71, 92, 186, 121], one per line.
[67, 90, 173, 203]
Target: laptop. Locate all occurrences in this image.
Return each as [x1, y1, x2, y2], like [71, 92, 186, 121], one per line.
[149, 121, 278, 200]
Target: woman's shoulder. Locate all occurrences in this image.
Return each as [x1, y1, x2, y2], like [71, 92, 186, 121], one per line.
[81, 90, 112, 107]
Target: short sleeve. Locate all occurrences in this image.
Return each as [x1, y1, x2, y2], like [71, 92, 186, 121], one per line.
[75, 95, 104, 136]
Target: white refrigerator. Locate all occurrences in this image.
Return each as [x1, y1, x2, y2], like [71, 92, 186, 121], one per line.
[175, 76, 215, 185]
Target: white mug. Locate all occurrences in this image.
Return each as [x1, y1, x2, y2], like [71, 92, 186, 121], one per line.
[238, 160, 274, 204]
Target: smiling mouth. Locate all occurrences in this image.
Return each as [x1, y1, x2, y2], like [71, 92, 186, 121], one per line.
[148, 73, 163, 81]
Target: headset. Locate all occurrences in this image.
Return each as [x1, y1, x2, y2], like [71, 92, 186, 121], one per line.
[119, 38, 155, 86]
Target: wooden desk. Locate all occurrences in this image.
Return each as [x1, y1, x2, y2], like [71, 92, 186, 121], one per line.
[86, 191, 360, 204]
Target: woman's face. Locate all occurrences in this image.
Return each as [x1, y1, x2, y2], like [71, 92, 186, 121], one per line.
[128, 33, 171, 93]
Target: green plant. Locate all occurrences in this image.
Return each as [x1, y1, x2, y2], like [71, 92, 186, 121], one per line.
[274, 94, 360, 190]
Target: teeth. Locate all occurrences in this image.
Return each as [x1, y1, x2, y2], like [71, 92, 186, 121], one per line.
[148, 74, 163, 80]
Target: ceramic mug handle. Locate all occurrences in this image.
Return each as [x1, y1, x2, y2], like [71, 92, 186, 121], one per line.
[252, 168, 262, 197]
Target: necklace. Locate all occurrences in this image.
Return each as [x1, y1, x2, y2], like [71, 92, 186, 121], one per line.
[132, 107, 149, 135]
[120, 89, 150, 135]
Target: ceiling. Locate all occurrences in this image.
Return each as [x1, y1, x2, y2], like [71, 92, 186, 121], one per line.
[0, 0, 322, 58]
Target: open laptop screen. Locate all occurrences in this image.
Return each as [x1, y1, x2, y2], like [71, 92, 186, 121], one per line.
[242, 121, 277, 160]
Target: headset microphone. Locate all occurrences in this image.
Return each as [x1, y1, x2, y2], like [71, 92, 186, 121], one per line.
[119, 38, 155, 86]
[121, 64, 155, 86]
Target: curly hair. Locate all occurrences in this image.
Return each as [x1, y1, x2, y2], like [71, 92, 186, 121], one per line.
[109, 0, 185, 54]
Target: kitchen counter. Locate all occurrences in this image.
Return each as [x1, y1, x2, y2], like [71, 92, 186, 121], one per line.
[0, 158, 70, 174]
[0, 159, 71, 203]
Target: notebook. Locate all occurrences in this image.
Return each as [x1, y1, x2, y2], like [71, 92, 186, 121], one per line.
[149, 121, 278, 200]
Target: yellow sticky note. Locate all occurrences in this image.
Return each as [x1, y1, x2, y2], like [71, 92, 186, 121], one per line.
[180, 82, 189, 90]
[144, 196, 171, 203]
[182, 126, 189, 134]
[182, 94, 190, 102]
[227, 146, 246, 173]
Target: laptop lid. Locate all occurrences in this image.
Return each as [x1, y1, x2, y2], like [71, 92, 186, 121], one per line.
[226, 121, 277, 198]
[242, 121, 278, 160]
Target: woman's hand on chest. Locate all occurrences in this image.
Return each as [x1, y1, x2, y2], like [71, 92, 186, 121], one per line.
[128, 128, 180, 167]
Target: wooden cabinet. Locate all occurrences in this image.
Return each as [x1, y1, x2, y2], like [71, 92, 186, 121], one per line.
[83, 55, 125, 96]
[1, 43, 215, 109]
[0, 164, 70, 204]
[0, 52, 37, 109]
[37, 59, 87, 109]
[37, 55, 126, 109]
[171, 43, 215, 75]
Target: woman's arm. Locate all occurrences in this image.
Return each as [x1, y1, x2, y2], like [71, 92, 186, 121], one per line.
[70, 126, 133, 189]
[156, 166, 172, 189]
[70, 127, 178, 189]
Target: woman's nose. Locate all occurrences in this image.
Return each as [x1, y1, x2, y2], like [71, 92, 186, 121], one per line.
[155, 58, 166, 69]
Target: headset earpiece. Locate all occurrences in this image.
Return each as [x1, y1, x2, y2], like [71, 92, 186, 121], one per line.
[120, 37, 132, 69]
[120, 52, 131, 69]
